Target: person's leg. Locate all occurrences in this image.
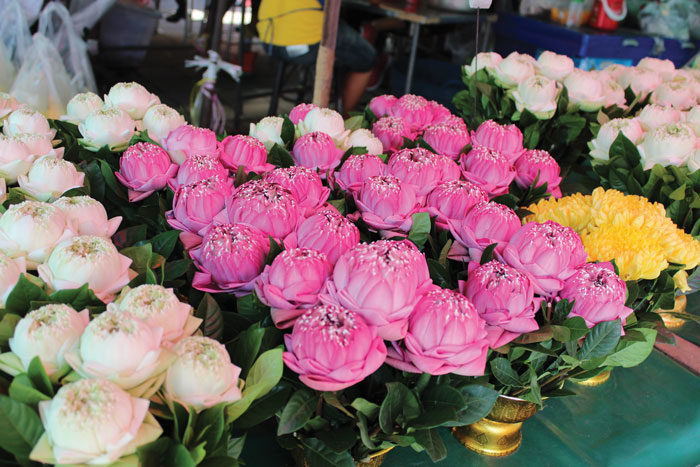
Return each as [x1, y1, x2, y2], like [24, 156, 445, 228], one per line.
[167, 0, 187, 22]
[334, 21, 377, 113]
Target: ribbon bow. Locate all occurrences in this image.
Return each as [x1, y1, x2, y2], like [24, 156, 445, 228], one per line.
[185, 50, 243, 82]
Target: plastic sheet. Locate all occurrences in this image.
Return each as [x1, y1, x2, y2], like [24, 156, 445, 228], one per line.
[0, 0, 32, 68]
[9, 33, 76, 119]
[638, 0, 700, 42]
[38, 2, 97, 92]
[68, 0, 117, 34]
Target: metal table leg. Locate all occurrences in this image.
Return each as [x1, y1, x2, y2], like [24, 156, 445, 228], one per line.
[404, 22, 420, 95]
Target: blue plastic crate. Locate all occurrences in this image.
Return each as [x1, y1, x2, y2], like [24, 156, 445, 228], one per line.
[494, 12, 699, 67]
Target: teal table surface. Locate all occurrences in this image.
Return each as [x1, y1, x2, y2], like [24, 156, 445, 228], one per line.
[241, 351, 700, 466]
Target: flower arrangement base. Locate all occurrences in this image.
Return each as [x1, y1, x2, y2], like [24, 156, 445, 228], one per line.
[452, 395, 538, 457]
[573, 370, 611, 387]
[658, 295, 687, 330]
[291, 446, 394, 467]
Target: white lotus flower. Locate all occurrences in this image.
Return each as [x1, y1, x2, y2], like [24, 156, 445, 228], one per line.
[105, 82, 161, 120]
[564, 70, 607, 112]
[589, 118, 645, 160]
[489, 52, 536, 88]
[653, 81, 697, 110]
[63, 92, 104, 123]
[536, 51, 574, 81]
[0, 251, 24, 307]
[463, 52, 502, 76]
[297, 107, 350, 146]
[0, 134, 36, 183]
[17, 156, 85, 201]
[3, 106, 55, 139]
[249, 116, 284, 150]
[142, 103, 186, 144]
[79, 107, 136, 152]
[0, 92, 19, 121]
[510, 75, 560, 119]
[53, 196, 122, 237]
[638, 123, 697, 170]
[343, 128, 384, 155]
[617, 68, 662, 99]
[13, 132, 63, 158]
[637, 104, 682, 132]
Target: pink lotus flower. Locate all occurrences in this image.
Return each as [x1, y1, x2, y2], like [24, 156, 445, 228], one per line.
[390, 94, 433, 132]
[322, 240, 431, 340]
[422, 124, 471, 160]
[372, 116, 414, 153]
[218, 134, 275, 174]
[262, 167, 330, 217]
[255, 248, 332, 329]
[283, 304, 387, 391]
[388, 147, 447, 197]
[386, 287, 490, 376]
[435, 153, 462, 181]
[448, 201, 521, 262]
[353, 175, 421, 237]
[471, 120, 525, 163]
[162, 125, 219, 165]
[514, 149, 562, 197]
[559, 262, 633, 329]
[292, 131, 344, 173]
[166, 175, 233, 235]
[369, 94, 397, 118]
[115, 143, 179, 202]
[289, 103, 317, 125]
[428, 101, 453, 125]
[442, 114, 469, 132]
[502, 221, 588, 296]
[284, 207, 360, 264]
[460, 260, 541, 348]
[333, 154, 387, 193]
[168, 153, 228, 191]
[220, 179, 299, 240]
[426, 180, 488, 230]
[190, 223, 269, 295]
[459, 146, 516, 197]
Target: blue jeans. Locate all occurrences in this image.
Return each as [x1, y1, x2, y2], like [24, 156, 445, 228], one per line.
[268, 20, 376, 73]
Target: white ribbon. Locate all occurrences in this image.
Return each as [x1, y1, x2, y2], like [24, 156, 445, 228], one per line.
[185, 50, 242, 83]
[469, 0, 492, 8]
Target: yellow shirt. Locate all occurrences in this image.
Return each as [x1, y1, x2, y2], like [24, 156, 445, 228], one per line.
[257, 0, 324, 47]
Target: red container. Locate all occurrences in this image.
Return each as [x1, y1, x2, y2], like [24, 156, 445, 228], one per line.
[588, 0, 626, 31]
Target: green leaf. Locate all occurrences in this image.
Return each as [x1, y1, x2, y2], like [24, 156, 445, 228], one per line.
[351, 397, 380, 419]
[164, 259, 193, 281]
[194, 403, 226, 454]
[228, 322, 265, 378]
[266, 236, 284, 265]
[149, 230, 181, 258]
[235, 293, 268, 323]
[300, 437, 355, 467]
[0, 313, 21, 347]
[427, 259, 451, 288]
[27, 357, 53, 397]
[344, 115, 364, 131]
[480, 243, 497, 265]
[113, 224, 149, 248]
[230, 383, 292, 430]
[490, 193, 518, 209]
[277, 389, 316, 435]
[407, 212, 431, 249]
[448, 384, 499, 426]
[226, 348, 284, 423]
[9, 374, 51, 406]
[563, 316, 589, 341]
[315, 424, 357, 452]
[578, 320, 621, 362]
[99, 159, 128, 200]
[603, 328, 657, 368]
[228, 434, 247, 459]
[121, 243, 154, 276]
[379, 382, 420, 434]
[413, 429, 447, 462]
[281, 117, 295, 148]
[137, 438, 196, 467]
[48, 284, 101, 310]
[267, 144, 295, 168]
[0, 395, 44, 458]
[195, 294, 222, 340]
[411, 385, 462, 429]
[489, 358, 524, 388]
[4, 275, 50, 315]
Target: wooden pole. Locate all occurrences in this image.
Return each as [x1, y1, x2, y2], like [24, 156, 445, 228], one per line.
[312, 0, 341, 107]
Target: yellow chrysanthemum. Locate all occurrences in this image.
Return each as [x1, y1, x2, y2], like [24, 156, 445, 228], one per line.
[582, 223, 669, 280]
[528, 187, 700, 282]
[673, 270, 690, 293]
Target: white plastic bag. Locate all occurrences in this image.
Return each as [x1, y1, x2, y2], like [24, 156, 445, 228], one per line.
[17, 0, 42, 26]
[0, 0, 32, 68]
[10, 33, 76, 118]
[69, 0, 117, 34]
[38, 2, 97, 92]
[0, 42, 16, 92]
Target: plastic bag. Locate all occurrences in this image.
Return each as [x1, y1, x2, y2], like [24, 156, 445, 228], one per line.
[0, 42, 16, 92]
[38, 2, 97, 92]
[17, 0, 42, 26]
[69, 0, 117, 34]
[0, 0, 33, 68]
[10, 33, 76, 119]
[638, 0, 699, 42]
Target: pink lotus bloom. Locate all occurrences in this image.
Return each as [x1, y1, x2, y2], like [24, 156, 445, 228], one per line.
[283, 304, 387, 392]
[115, 143, 179, 202]
[372, 116, 414, 153]
[220, 179, 299, 240]
[423, 123, 471, 160]
[442, 114, 469, 132]
[471, 120, 525, 163]
[162, 124, 219, 165]
[190, 223, 269, 295]
[426, 180, 488, 230]
[369, 94, 398, 118]
[218, 134, 275, 174]
[255, 248, 332, 329]
[388, 147, 446, 197]
[262, 167, 330, 217]
[354, 175, 421, 237]
[459, 146, 516, 197]
[292, 131, 344, 173]
[559, 262, 633, 330]
[435, 153, 462, 181]
[333, 153, 387, 193]
[448, 201, 521, 262]
[289, 103, 318, 125]
[502, 221, 588, 297]
[460, 260, 541, 348]
[428, 101, 453, 125]
[386, 287, 490, 376]
[323, 239, 432, 340]
[169, 153, 228, 191]
[166, 175, 233, 235]
[285, 207, 360, 264]
[514, 149, 562, 198]
[390, 94, 433, 132]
